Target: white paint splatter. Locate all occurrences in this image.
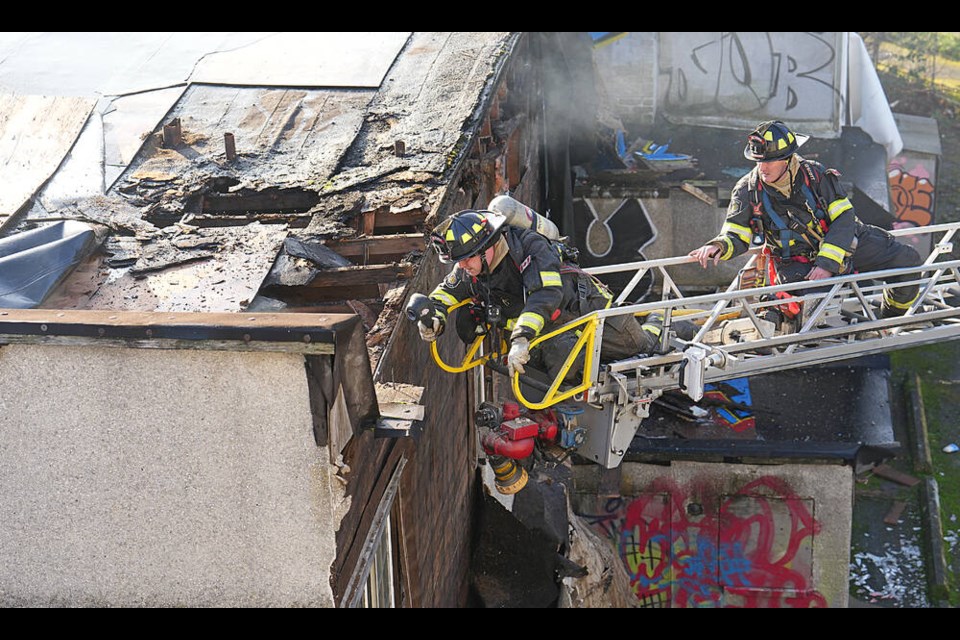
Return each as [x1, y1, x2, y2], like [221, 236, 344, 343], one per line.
[945, 529, 959, 555]
[849, 531, 931, 608]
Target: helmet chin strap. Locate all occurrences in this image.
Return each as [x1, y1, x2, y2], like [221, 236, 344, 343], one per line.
[764, 161, 789, 184]
[760, 157, 795, 197]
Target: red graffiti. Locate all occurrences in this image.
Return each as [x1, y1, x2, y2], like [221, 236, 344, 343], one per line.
[888, 167, 934, 227]
[581, 476, 827, 607]
[724, 587, 828, 608]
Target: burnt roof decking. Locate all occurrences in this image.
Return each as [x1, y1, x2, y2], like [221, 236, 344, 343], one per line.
[1, 32, 517, 348]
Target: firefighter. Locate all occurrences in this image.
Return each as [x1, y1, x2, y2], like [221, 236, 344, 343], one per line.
[420, 209, 696, 381]
[688, 120, 922, 322]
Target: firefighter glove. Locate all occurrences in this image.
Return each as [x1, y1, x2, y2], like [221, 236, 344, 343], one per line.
[418, 316, 444, 342]
[507, 336, 530, 377]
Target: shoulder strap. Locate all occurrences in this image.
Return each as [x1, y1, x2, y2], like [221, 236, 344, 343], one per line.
[757, 183, 799, 258]
[798, 160, 829, 222]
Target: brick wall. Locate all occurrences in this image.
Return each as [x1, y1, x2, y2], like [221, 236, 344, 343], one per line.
[358, 34, 547, 607]
[591, 33, 658, 127]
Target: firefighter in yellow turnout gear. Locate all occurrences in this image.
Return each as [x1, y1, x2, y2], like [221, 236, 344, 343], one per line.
[689, 120, 921, 322]
[421, 209, 696, 382]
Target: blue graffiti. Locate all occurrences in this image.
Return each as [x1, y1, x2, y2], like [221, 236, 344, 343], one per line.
[719, 541, 754, 586]
[579, 512, 619, 538]
[676, 536, 718, 581]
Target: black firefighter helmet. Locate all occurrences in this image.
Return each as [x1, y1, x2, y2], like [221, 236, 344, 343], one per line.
[429, 210, 506, 264]
[743, 120, 810, 162]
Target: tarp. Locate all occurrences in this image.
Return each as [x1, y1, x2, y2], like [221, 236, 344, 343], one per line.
[0, 221, 100, 308]
[847, 32, 903, 160]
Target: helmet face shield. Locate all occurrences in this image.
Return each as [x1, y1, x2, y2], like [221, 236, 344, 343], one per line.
[428, 231, 454, 263]
[743, 120, 808, 162]
[745, 132, 773, 160]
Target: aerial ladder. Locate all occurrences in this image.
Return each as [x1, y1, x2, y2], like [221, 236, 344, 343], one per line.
[409, 221, 960, 481]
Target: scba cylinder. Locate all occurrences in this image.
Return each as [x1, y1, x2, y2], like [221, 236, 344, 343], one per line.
[487, 195, 560, 241]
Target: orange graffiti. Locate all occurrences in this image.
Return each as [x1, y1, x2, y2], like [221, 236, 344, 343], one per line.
[889, 168, 934, 227]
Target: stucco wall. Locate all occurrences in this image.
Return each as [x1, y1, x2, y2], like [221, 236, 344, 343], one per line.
[0, 344, 342, 607]
[572, 460, 853, 608]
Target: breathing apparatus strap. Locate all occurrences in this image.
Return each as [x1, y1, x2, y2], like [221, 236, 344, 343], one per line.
[755, 172, 825, 259]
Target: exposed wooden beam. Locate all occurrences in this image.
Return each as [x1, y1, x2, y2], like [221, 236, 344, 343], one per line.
[374, 208, 427, 229]
[270, 285, 384, 306]
[0, 334, 334, 354]
[305, 263, 414, 288]
[326, 234, 425, 258]
[360, 210, 377, 236]
[189, 213, 312, 228]
[0, 308, 362, 353]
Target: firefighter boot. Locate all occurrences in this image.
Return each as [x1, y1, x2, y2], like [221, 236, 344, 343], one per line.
[879, 291, 913, 319]
[762, 307, 785, 330]
[640, 312, 698, 354]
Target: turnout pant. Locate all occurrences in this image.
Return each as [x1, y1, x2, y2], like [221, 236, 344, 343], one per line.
[774, 224, 921, 318]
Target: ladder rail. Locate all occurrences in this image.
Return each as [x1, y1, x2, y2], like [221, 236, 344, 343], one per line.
[494, 222, 960, 410]
[581, 222, 960, 403]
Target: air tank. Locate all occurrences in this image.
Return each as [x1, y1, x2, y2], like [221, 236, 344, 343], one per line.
[487, 195, 561, 241]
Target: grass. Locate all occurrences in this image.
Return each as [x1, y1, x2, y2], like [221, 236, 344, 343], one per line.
[877, 40, 960, 605]
[876, 42, 960, 101]
[889, 344, 960, 606]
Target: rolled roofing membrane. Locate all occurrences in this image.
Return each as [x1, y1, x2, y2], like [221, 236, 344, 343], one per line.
[0, 221, 100, 308]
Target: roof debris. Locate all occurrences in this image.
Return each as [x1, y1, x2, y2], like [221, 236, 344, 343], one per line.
[3, 32, 516, 367]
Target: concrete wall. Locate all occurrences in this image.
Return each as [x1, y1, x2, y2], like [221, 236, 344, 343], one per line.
[888, 152, 937, 256]
[889, 113, 940, 256]
[575, 191, 749, 289]
[571, 460, 853, 608]
[0, 344, 341, 607]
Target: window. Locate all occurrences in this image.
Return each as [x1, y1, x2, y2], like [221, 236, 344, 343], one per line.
[361, 515, 395, 608]
[343, 456, 406, 608]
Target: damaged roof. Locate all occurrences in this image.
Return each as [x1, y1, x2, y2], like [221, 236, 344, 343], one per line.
[0, 32, 516, 361]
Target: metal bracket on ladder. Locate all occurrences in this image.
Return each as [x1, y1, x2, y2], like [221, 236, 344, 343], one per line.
[678, 344, 738, 402]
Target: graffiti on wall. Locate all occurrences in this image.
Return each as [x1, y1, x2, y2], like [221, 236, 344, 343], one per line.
[574, 197, 657, 261]
[590, 32, 628, 49]
[580, 476, 827, 608]
[659, 32, 843, 129]
[573, 197, 657, 301]
[703, 379, 755, 432]
[888, 157, 935, 228]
